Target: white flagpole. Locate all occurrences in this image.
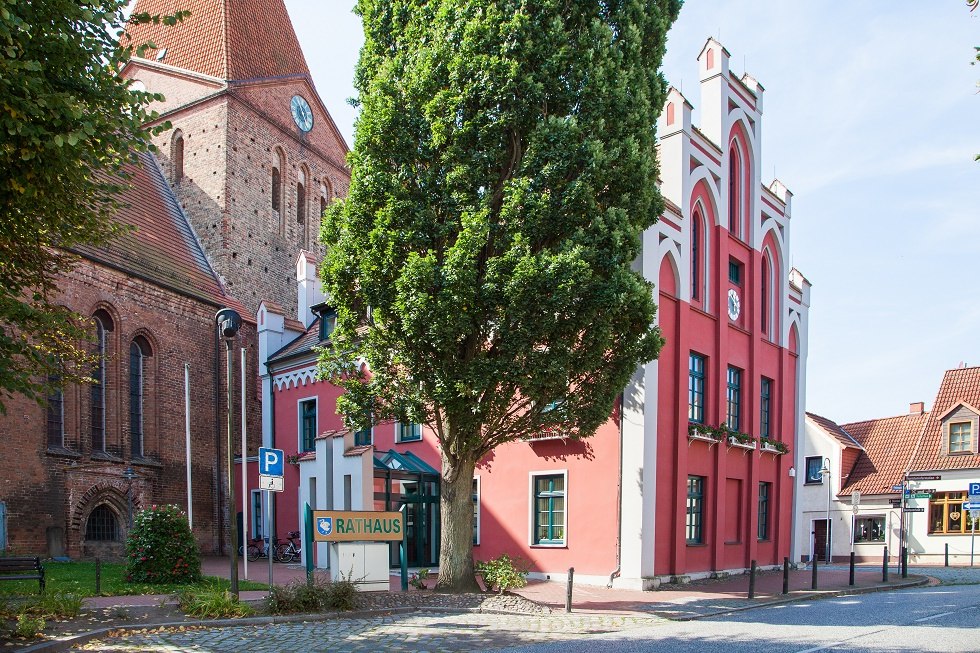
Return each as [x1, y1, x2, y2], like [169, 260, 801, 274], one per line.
[184, 363, 193, 529]
[241, 347, 248, 580]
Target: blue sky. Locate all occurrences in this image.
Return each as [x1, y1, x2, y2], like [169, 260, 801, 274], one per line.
[286, 1, 979, 424]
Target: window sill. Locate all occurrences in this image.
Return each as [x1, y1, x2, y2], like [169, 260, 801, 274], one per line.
[531, 543, 567, 549]
[91, 451, 123, 463]
[396, 439, 423, 445]
[686, 542, 706, 547]
[132, 456, 163, 469]
[804, 481, 824, 486]
[46, 446, 81, 459]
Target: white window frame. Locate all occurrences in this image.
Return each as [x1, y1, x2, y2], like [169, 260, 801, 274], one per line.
[395, 420, 423, 443]
[528, 469, 568, 547]
[297, 396, 317, 453]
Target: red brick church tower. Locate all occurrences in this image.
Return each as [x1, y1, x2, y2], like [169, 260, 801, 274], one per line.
[123, 0, 351, 316]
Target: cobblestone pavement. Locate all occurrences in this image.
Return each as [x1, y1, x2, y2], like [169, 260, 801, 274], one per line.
[75, 612, 665, 652]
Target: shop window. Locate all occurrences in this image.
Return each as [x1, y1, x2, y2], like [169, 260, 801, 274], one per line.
[929, 492, 980, 534]
[853, 515, 885, 543]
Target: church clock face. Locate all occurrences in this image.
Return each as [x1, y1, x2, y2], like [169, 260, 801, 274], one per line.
[727, 288, 741, 321]
[290, 95, 314, 132]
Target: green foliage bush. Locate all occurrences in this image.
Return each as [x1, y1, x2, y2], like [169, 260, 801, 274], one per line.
[126, 505, 201, 584]
[477, 554, 529, 594]
[14, 613, 45, 638]
[175, 587, 252, 619]
[267, 578, 358, 614]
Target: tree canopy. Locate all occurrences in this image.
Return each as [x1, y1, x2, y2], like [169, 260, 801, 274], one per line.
[0, 0, 181, 411]
[320, 0, 680, 591]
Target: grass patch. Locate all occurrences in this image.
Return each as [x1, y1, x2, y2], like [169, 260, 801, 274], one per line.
[175, 584, 253, 619]
[0, 561, 266, 598]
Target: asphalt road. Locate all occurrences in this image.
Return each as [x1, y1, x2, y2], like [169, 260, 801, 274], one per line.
[496, 583, 980, 653]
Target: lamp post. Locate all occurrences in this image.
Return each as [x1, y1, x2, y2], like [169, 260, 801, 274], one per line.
[820, 457, 832, 564]
[216, 308, 242, 597]
[123, 466, 138, 529]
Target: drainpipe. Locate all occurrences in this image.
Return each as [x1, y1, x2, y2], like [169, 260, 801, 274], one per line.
[608, 392, 625, 588]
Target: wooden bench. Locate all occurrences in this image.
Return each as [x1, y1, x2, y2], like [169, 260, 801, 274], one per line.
[0, 556, 45, 593]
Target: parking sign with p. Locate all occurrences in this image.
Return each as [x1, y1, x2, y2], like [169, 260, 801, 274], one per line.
[259, 447, 284, 477]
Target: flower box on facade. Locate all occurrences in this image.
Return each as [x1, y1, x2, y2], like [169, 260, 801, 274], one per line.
[687, 426, 722, 448]
[727, 435, 756, 451]
[759, 439, 789, 455]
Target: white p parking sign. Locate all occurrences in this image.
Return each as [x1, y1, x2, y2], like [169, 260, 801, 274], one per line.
[259, 447, 284, 477]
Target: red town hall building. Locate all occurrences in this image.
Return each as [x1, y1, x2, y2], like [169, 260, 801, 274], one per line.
[249, 28, 812, 586]
[0, 0, 811, 587]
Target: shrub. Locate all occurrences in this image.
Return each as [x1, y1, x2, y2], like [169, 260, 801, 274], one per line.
[175, 587, 252, 619]
[24, 591, 83, 619]
[15, 613, 45, 638]
[409, 568, 430, 590]
[268, 577, 358, 614]
[477, 554, 529, 594]
[126, 504, 201, 584]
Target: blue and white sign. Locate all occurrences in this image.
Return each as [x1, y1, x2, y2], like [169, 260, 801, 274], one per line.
[316, 517, 333, 537]
[259, 447, 284, 477]
[968, 482, 980, 497]
[891, 484, 904, 491]
[962, 502, 980, 511]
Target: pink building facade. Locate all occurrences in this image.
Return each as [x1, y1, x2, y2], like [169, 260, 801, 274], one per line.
[245, 38, 811, 588]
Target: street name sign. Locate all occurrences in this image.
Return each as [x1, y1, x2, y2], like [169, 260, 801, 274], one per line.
[905, 507, 925, 513]
[907, 475, 941, 481]
[891, 484, 904, 491]
[910, 493, 932, 499]
[312, 510, 404, 542]
[889, 499, 902, 507]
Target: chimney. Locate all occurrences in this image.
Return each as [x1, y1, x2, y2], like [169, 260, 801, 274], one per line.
[296, 250, 324, 328]
[909, 402, 924, 415]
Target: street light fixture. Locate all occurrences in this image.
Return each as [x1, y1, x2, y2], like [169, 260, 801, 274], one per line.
[215, 308, 242, 597]
[819, 457, 832, 564]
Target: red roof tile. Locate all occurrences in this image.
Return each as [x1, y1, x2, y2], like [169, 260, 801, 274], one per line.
[839, 413, 929, 495]
[806, 412, 863, 450]
[908, 367, 980, 472]
[74, 152, 244, 314]
[268, 315, 321, 364]
[126, 0, 310, 81]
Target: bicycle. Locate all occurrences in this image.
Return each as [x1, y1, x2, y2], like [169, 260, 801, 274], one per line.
[240, 536, 272, 562]
[275, 530, 302, 563]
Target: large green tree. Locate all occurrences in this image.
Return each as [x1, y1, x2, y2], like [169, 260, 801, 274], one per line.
[321, 0, 680, 591]
[0, 1, 181, 412]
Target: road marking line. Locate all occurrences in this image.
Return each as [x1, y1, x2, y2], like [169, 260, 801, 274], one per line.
[914, 611, 954, 622]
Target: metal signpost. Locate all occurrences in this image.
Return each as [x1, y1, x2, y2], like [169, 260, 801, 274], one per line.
[968, 482, 980, 567]
[258, 447, 285, 587]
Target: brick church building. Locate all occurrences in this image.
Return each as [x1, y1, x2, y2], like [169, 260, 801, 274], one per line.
[0, 0, 349, 558]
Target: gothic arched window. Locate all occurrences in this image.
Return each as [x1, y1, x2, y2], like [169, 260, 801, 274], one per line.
[91, 310, 113, 452]
[129, 337, 151, 458]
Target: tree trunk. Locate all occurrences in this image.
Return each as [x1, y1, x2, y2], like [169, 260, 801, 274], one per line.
[435, 452, 480, 592]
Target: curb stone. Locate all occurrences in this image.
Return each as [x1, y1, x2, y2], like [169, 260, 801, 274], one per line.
[667, 577, 929, 621]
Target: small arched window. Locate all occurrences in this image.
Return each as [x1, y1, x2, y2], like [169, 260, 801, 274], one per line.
[691, 208, 702, 302]
[728, 143, 741, 237]
[297, 167, 308, 227]
[761, 252, 772, 336]
[129, 337, 151, 458]
[85, 505, 119, 541]
[91, 310, 113, 452]
[172, 130, 184, 182]
[271, 167, 281, 212]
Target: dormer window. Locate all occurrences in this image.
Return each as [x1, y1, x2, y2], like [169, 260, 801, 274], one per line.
[318, 309, 337, 341]
[949, 422, 972, 453]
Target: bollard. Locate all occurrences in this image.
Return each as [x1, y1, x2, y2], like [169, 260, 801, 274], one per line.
[882, 546, 888, 582]
[782, 557, 790, 595]
[901, 546, 908, 579]
[565, 567, 574, 613]
[95, 557, 102, 595]
[945, 543, 949, 567]
[811, 555, 818, 590]
[748, 560, 757, 599]
[849, 551, 855, 586]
